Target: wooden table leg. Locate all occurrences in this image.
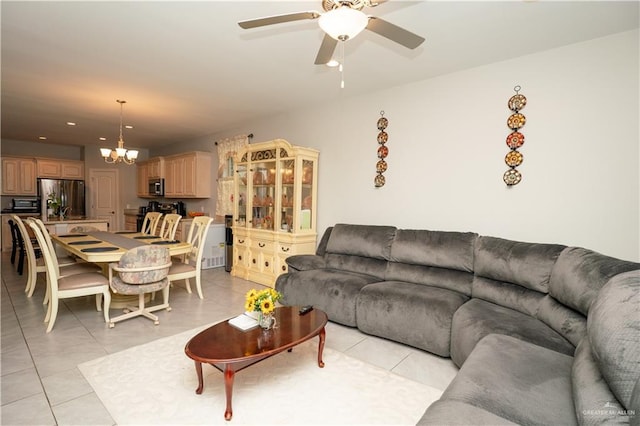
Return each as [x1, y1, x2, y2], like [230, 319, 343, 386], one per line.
[194, 361, 204, 394]
[317, 327, 326, 368]
[224, 364, 235, 421]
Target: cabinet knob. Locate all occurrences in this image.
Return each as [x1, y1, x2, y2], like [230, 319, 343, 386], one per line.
[282, 265, 287, 272]
[258, 242, 265, 248]
[238, 239, 245, 244]
[281, 247, 290, 252]
[238, 255, 242, 261]
[252, 259, 256, 264]
[265, 261, 269, 267]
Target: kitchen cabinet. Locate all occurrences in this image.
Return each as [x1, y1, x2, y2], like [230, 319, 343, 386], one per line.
[164, 152, 211, 198]
[124, 214, 138, 231]
[136, 162, 149, 197]
[2, 157, 37, 195]
[36, 159, 84, 179]
[231, 139, 318, 287]
[147, 157, 164, 178]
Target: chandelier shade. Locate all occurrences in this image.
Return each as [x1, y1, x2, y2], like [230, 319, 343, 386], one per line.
[318, 6, 369, 41]
[100, 100, 138, 165]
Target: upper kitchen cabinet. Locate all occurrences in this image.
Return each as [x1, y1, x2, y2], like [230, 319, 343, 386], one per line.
[136, 161, 149, 197]
[2, 157, 37, 195]
[147, 157, 165, 178]
[36, 159, 84, 179]
[164, 152, 211, 198]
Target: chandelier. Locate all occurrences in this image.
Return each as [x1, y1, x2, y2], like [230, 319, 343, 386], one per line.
[100, 100, 139, 165]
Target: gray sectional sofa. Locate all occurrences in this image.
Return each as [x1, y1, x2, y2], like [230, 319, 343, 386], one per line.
[275, 224, 640, 425]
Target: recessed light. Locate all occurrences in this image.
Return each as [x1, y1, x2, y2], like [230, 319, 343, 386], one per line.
[125, 125, 133, 129]
[38, 136, 47, 140]
[66, 122, 76, 126]
[99, 137, 107, 141]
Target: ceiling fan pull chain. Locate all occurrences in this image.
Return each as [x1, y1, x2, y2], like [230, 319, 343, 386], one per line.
[340, 42, 345, 89]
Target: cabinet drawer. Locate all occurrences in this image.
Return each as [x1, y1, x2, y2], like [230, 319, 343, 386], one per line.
[251, 239, 274, 252]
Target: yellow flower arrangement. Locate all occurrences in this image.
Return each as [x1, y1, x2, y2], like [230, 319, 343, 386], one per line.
[245, 288, 282, 315]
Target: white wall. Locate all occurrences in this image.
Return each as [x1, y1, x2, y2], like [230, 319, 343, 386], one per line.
[208, 30, 639, 262]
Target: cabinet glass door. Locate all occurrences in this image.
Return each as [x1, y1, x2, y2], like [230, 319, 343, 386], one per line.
[300, 159, 314, 230]
[236, 163, 247, 227]
[279, 158, 295, 232]
[251, 160, 276, 230]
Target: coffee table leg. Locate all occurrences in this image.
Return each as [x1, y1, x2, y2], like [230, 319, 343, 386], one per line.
[194, 361, 204, 394]
[224, 364, 235, 421]
[317, 327, 326, 368]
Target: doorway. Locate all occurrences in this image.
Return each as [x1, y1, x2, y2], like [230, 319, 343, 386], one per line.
[89, 169, 119, 231]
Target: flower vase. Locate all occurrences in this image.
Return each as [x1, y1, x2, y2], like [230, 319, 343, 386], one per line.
[258, 312, 275, 330]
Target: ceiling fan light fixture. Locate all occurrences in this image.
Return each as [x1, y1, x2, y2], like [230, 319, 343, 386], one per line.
[319, 6, 368, 41]
[326, 59, 340, 67]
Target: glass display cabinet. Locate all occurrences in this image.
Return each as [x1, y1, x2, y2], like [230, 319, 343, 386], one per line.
[232, 139, 319, 287]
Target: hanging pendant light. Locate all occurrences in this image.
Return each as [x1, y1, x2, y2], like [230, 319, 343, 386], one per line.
[100, 100, 139, 165]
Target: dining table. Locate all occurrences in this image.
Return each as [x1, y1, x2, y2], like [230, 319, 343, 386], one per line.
[51, 230, 192, 309]
[51, 230, 191, 263]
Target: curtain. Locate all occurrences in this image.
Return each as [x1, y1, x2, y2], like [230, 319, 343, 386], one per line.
[215, 134, 249, 217]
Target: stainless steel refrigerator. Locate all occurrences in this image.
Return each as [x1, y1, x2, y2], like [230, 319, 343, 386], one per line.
[38, 178, 85, 219]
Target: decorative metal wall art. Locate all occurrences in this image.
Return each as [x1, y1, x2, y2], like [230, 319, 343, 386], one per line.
[504, 85, 527, 186]
[375, 111, 388, 187]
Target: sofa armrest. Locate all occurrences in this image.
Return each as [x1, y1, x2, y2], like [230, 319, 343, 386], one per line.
[286, 255, 326, 272]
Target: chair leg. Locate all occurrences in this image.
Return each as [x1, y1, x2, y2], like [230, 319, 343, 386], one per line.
[102, 290, 111, 324]
[46, 297, 59, 333]
[17, 249, 25, 275]
[195, 275, 204, 299]
[10, 244, 16, 265]
[184, 278, 192, 294]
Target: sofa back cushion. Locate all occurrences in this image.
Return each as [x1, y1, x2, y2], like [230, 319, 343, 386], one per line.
[549, 246, 639, 316]
[325, 224, 396, 259]
[474, 236, 565, 293]
[389, 229, 477, 272]
[587, 270, 640, 409]
[324, 224, 396, 278]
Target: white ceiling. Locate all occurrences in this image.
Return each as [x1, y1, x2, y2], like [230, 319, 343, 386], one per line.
[2, 1, 638, 150]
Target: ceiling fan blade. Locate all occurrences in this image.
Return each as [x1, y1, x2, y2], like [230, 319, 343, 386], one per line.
[314, 34, 338, 65]
[238, 11, 320, 29]
[366, 17, 425, 49]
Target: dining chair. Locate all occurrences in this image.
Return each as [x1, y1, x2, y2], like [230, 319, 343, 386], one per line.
[12, 215, 43, 296]
[25, 218, 100, 305]
[28, 221, 111, 333]
[158, 213, 182, 240]
[141, 212, 163, 235]
[10, 219, 28, 274]
[30, 218, 77, 267]
[167, 215, 213, 299]
[108, 245, 172, 327]
[9, 219, 19, 265]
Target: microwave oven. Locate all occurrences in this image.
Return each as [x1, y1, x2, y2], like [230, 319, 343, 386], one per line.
[149, 178, 164, 196]
[12, 198, 39, 211]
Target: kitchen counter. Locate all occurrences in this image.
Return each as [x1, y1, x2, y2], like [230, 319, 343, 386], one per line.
[41, 218, 108, 225]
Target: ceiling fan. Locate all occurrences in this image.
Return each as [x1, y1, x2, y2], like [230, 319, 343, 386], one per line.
[238, 0, 425, 65]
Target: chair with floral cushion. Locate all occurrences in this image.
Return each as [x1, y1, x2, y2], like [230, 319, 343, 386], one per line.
[108, 245, 172, 327]
[167, 215, 213, 299]
[141, 212, 163, 235]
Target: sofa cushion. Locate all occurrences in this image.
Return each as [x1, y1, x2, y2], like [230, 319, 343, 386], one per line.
[274, 268, 381, 326]
[385, 262, 473, 296]
[572, 337, 630, 424]
[472, 275, 545, 317]
[389, 229, 477, 272]
[474, 236, 565, 293]
[587, 270, 640, 409]
[430, 334, 577, 425]
[325, 253, 388, 279]
[536, 295, 587, 347]
[450, 298, 575, 367]
[325, 224, 396, 259]
[356, 281, 469, 357]
[285, 255, 326, 272]
[549, 247, 639, 316]
[418, 400, 517, 425]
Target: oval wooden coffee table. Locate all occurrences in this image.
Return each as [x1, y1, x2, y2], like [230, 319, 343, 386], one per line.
[185, 306, 328, 421]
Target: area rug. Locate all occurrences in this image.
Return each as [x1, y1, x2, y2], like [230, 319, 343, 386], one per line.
[79, 325, 442, 425]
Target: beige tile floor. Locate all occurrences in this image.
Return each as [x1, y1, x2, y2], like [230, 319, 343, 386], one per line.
[1, 252, 457, 425]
